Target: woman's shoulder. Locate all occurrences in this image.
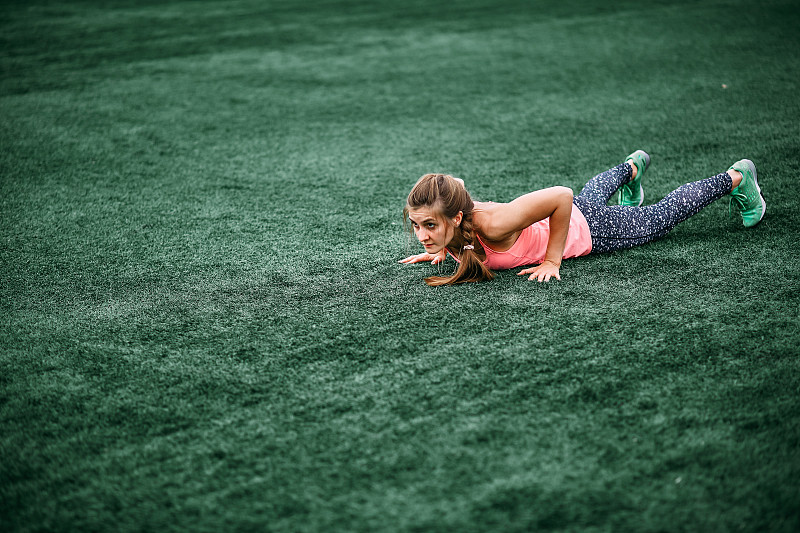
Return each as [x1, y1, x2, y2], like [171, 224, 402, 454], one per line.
[472, 201, 521, 249]
[473, 200, 505, 213]
[472, 201, 500, 228]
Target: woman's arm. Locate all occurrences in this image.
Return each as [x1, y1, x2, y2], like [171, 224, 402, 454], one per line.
[485, 186, 574, 281]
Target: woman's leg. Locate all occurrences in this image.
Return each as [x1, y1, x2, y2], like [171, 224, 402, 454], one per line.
[574, 171, 734, 254]
[575, 163, 633, 205]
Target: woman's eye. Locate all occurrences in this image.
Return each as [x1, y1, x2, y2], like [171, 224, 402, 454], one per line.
[427, 224, 436, 229]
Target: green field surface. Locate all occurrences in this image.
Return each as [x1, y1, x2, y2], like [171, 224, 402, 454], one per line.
[2, 0, 799, 531]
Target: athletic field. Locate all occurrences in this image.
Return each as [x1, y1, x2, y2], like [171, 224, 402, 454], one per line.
[2, 1, 799, 530]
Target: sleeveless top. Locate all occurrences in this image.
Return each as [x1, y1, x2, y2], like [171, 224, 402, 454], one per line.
[451, 203, 593, 270]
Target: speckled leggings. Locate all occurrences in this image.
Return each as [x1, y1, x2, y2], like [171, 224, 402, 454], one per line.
[572, 163, 732, 254]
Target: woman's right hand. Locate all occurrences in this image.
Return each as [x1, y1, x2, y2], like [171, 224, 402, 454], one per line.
[398, 250, 447, 265]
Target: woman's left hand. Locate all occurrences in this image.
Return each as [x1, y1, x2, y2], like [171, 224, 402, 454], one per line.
[518, 261, 561, 282]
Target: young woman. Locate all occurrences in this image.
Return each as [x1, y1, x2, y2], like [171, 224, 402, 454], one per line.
[399, 151, 766, 285]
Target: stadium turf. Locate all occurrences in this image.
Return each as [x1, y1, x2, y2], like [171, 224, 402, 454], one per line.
[2, 0, 799, 530]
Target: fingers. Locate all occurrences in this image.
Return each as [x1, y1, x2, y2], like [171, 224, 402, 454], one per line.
[399, 253, 439, 264]
[432, 251, 447, 265]
[520, 266, 561, 282]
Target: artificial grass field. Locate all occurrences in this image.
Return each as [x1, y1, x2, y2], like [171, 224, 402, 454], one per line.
[2, 0, 799, 530]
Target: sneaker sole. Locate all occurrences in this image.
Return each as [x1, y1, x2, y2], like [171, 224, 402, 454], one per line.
[742, 158, 766, 226]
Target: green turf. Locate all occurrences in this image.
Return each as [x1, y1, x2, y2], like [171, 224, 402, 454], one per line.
[2, 0, 800, 531]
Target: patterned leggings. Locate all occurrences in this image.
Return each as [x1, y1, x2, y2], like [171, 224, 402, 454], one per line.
[573, 163, 732, 254]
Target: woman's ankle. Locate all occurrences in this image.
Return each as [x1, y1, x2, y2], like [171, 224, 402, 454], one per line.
[627, 161, 638, 180]
[727, 169, 743, 190]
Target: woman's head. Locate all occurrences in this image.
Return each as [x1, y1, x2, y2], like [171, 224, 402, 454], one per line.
[404, 173, 471, 255]
[404, 173, 494, 286]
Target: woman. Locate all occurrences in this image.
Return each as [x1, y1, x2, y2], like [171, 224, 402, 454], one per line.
[399, 151, 766, 285]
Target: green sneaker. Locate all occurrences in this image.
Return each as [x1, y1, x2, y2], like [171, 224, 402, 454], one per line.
[618, 150, 650, 207]
[728, 159, 765, 227]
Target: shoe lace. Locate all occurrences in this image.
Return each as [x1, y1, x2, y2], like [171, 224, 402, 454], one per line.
[728, 191, 747, 218]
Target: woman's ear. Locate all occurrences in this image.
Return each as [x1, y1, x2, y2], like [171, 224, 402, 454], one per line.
[453, 211, 463, 227]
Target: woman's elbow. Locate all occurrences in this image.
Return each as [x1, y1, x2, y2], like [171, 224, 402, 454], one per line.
[556, 186, 574, 202]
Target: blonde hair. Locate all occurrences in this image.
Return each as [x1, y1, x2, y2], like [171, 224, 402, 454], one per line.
[404, 173, 495, 286]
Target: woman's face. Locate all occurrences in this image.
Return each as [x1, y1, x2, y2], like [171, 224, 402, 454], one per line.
[407, 206, 462, 255]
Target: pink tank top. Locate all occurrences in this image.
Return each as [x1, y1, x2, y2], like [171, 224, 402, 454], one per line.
[464, 204, 593, 270]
